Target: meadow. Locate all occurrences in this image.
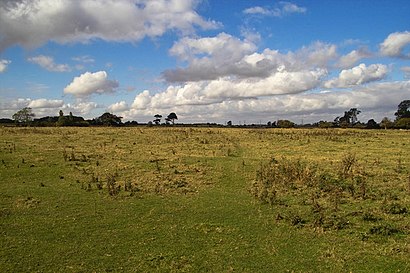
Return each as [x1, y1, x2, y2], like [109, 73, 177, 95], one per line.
[0, 126, 409, 272]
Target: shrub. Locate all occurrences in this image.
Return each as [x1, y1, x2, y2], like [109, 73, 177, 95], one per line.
[251, 158, 318, 204]
[369, 224, 402, 236]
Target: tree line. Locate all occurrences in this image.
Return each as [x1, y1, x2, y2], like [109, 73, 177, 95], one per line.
[1, 100, 409, 129]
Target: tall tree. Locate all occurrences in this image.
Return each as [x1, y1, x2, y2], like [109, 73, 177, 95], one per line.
[12, 107, 35, 124]
[153, 114, 162, 125]
[348, 108, 361, 124]
[394, 100, 410, 119]
[95, 112, 122, 126]
[166, 112, 178, 125]
[334, 108, 361, 127]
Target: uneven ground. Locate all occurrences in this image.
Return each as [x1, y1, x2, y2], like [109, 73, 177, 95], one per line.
[0, 127, 409, 272]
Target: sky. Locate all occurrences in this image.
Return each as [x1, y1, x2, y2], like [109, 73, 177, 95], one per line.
[0, 0, 409, 124]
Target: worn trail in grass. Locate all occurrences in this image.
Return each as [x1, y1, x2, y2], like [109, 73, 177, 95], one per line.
[0, 127, 409, 272]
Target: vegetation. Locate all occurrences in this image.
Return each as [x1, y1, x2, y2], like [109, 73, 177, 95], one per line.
[2, 100, 409, 129]
[11, 107, 35, 125]
[0, 127, 409, 272]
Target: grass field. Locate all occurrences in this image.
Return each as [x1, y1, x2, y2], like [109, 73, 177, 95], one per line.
[1, 127, 409, 272]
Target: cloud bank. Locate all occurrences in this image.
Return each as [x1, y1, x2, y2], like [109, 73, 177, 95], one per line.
[0, 0, 219, 51]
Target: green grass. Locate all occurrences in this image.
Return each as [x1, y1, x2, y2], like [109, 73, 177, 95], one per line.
[0, 127, 409, 272]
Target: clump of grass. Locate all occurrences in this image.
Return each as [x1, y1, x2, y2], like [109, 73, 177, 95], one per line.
[382, 203, 408, 215]
[106, 174, 119, 196]
[339, 152, 357, 179]
[369, 224, 402, 236]
[251, 154, 385, 232]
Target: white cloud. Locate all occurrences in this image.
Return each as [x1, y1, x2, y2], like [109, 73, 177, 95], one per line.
[324, 63, 388, 88]
[380, 31, 410, 58]
[336, 48, 371, 69]
[243, 6, 271, 15]
[132, 68, 326, 113]
[132, 90, 152, 109]
[164, 34, 336, 83]
[401, 66, 410, 79]
[0, 59, 11, 73]
[122, 80, 410, 124]
[72, 55, 95, 63]
[64, 101, 100, 116]
[243, 2, 306, 17]
[64, 71, 119, 98]
[27, 98, 64, 108]
[164, 33, 257, 82]
[108, 101, 129, 112]
[169, 32, 256, 62]
[0, 0, 219, 51]
[28, 55, 70, 72]
[281, 2, 307, 14]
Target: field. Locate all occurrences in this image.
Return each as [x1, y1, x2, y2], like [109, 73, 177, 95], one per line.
[1, 127, 409, 272]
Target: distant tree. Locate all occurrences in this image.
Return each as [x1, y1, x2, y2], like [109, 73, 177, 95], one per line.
[366, 119, 380, 129]
[395, 118, 410, 129]
[34, 116, 59, 127]
[94, 112, 122, 126]
[12, 107, 35, 124]
[334, 108, 361, 127]
[276, 120, 295, 128]
[166, 112, 178, 125]
[348, 108, 361, 124]
[227, 120, 232, 126]
[57, 109, 68, 126]
[394, 100, 410, 120]
[318, 121, 333, 128]
[380, 117, 394, 129]
[0, 118, 14, 124]
[153, 114, 162, 125]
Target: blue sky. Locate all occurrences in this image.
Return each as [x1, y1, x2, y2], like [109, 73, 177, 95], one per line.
[0, 0, 409, 124]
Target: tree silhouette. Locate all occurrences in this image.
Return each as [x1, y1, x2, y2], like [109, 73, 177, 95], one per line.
[94, 112, 122, 126]
[166, 112, 178, 124]
[153, 114, 162, 125]
[335, 108, 361, 127]
[394, 100, 410, 120]
[12, 107, 35, 124]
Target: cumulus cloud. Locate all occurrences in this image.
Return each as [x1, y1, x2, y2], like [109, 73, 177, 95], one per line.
[164, 34, 336, 83]
[108, 101, 129, 112]
[0, 96, 104, 119]
[0, 59, 11, 73]
[324, 63, 388, 88]
[64, 101, 100, 115]
[132, 68, 326, 113]
[336, 48, 371, 69]
[122, 80, 410, 124]
[164, 33, 257, 82]
[401, 66, 410, 79]
[0, 0, 219, 51]
[380, 31, 410, 58]
[243, 2, 306, 17]
[28, 55, 71, 72]
[64, 71, 119, 98]
[27, 98, 64, 108]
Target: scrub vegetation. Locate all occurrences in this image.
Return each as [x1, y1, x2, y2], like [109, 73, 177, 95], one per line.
[1, 127, 409, 272]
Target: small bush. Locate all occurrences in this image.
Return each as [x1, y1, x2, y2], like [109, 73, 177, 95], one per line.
[339, 152, 357, 178]
[383, 203, 408, 215]
[369, 224, 402, 236]
[362, 212, 382, 222]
